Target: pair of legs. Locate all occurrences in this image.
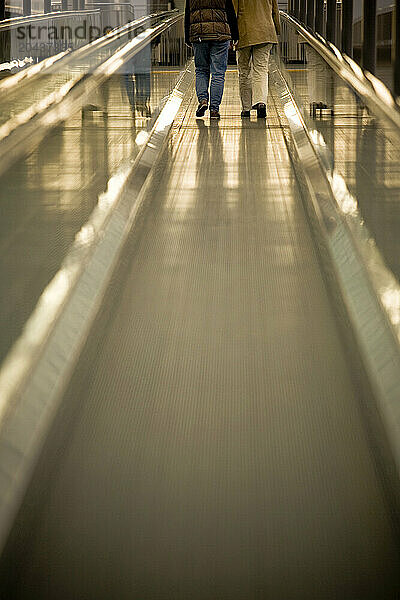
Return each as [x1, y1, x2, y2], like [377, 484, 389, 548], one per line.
[121, 46, 151, 117]
[192, 41, 230, 112]
[305, 44, 332, 115]
[122, 73, 151, 112]
[237, 43, 272, 111]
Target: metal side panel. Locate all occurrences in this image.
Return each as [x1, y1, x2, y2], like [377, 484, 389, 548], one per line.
[2, 71, 400, 599]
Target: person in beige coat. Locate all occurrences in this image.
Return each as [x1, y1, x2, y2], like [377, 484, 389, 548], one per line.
[233, 0, 280, 117]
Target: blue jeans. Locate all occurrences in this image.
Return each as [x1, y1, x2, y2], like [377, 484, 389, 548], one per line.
[192, 41, 230, 111]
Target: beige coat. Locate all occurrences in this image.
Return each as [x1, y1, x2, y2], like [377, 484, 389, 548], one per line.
[233, 0, 280, 49]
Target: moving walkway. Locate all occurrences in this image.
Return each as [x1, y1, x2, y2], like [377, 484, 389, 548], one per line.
[0, 11, 399, 598]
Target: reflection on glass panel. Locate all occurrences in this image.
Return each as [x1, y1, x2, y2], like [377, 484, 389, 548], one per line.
[278, 17, 400, 293]
[352, 0, 394, 91]
[0, 19, 189, 366]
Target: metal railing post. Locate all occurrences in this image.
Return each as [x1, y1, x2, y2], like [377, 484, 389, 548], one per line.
[300, 0, 306, 23]
[79, 0, 85, 9]
[315, 0, 324, 34]
[307, 0, 315, 29]
[293, 0, 300, 19]
[362, 0, 376, 74]
[61, 0, 68, 9]
[44, 0, 51, 12]
[0, 0, 4, 20]
[395, 0, 400, 95]
[23, 0, 31, 14]
[326, 0, 336, 43]
[73, 0, 78, 8]
[341, 0, 353, 56]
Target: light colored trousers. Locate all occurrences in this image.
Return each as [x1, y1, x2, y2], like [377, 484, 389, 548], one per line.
[237, 43, 272, 111]
[306, 45, 329, 106]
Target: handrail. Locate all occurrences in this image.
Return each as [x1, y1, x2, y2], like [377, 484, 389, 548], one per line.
[0, 13, 183, 176]
[271, 55, 400, 486]
[0, 9, 101, 30]
[0, 11, 172, 94]
[0, 34, 191, 558]
[280, 11, 400, 134]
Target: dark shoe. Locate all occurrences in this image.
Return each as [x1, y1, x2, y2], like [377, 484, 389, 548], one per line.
[255, 103, 266, 118]
[241, 110, 251, 118]
[144, 102, 152, 118]
[196, 99, 208, 117]
[310, 101, 328, 118]
[210, 109, 220, 119]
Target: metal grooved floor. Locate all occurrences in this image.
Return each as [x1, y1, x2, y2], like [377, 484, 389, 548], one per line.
[6, 71, 400, 599]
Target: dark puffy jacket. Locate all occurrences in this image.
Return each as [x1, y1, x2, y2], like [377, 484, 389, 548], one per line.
[185, 0, 239, 44]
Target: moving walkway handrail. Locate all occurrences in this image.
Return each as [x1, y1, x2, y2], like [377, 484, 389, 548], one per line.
[0, 12, 189, 555]
[0, 9, 101, 30]
[275, 19, 400, 479]
[280, 11, 400, 134]
[0, 11, 173, 94]
[0, 12, 183, 176]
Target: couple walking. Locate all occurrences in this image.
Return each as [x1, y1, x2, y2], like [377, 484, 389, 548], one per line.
[184, 0, 281, 119]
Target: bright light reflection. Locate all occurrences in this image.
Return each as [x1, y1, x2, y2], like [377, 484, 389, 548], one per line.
[135, 130, 150, 146]
[365, 73, 394, 108]
[98, 169, 130, 210]
[28, 269, 72, 340]
[0, 77, 77, 140]
[284, 102, 303, 129]
[155, 93, 182, 132]
[76, 224, 95, 246]
[225, 167, 238, 190]
[309, 129, 326, 148]
[381, 287, 400, 326]
[328, 171, 358, 216]
[0, 57, 33, 72]
[329, 43, 342, 62]
[346, 56, 364, 80]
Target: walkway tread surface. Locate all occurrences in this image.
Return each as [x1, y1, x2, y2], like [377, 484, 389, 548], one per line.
[4, 71, 400, 600]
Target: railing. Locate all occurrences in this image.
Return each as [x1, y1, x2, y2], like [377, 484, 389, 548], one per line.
[3, 0, 43, 18]
[0, 11, 186, 171]
[0, 10, 190, 553]
[280, 11, 400, 131]
[0, 9, 101, 67]
[288, 1, 400, 95]
[3, 0, 173, 19]
[0, 11, 156, 85]
[277, 11, 400, 480]
[0, 3, 143, 68]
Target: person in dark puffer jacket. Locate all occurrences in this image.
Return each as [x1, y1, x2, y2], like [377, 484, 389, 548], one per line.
[185, 0, 238, 119]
